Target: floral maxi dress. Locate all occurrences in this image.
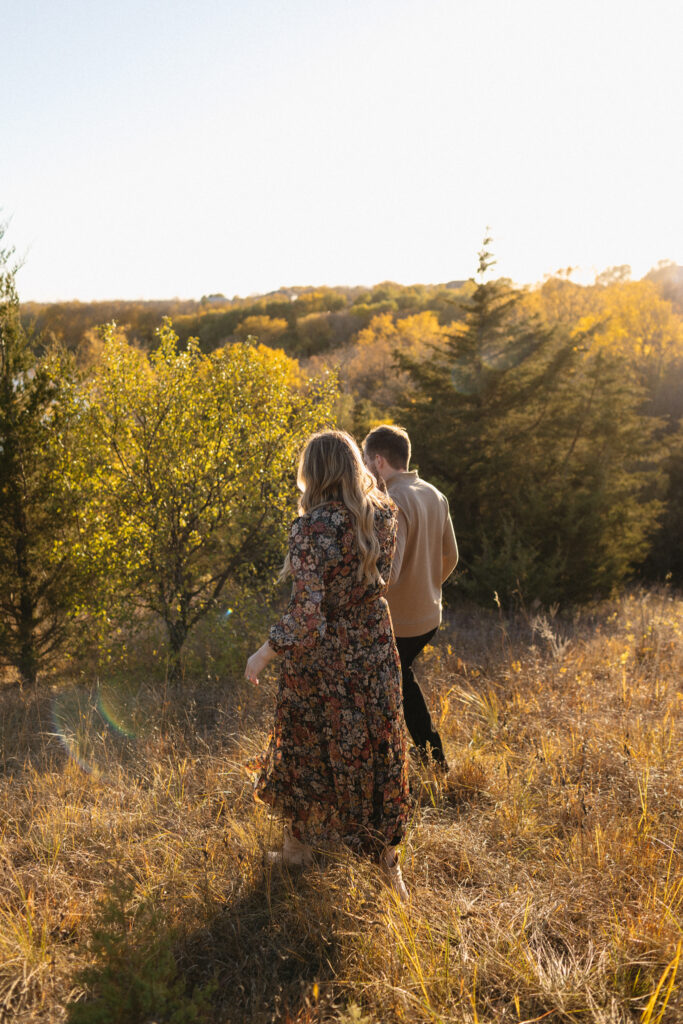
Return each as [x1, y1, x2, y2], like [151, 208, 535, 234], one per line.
[255, 500, 410, 855]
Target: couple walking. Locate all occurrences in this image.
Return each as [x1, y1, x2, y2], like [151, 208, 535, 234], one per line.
[245, 425, 458, 898]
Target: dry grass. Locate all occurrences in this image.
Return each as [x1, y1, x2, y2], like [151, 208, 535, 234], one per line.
[1, 587, 682, 1023]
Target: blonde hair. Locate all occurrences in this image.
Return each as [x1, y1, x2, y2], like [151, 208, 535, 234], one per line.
[281, 430, 392, 585]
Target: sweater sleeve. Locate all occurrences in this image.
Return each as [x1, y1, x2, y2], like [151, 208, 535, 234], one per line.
[269, 517, 327, 652]
[441, 501, 459, 583]
[388, 506, 407, 586]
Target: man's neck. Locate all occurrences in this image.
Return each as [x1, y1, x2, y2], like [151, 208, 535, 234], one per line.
[382, 464, 410, 483]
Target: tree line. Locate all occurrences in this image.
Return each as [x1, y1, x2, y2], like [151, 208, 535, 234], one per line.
[20, 263, 683, 363]
[3, 224, 683, 685]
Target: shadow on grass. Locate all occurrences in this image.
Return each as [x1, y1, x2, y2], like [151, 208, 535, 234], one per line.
[180, 863, 342, 1023]
[66, 862, 343, 1024]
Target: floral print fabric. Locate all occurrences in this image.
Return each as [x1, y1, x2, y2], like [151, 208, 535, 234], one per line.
[255, 500, 410, 855]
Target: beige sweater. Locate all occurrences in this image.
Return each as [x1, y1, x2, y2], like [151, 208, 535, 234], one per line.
[386, 471, 459, 637]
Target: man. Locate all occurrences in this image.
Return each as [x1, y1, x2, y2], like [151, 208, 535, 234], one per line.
[363, 424, 458, 771]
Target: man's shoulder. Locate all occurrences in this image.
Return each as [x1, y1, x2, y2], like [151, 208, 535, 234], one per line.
[416, 476, 448, 502]
[389, 472, 448, 506]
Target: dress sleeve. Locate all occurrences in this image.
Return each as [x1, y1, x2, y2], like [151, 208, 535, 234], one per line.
[269, 517, 327, 652]
[374, 502, 398, 589]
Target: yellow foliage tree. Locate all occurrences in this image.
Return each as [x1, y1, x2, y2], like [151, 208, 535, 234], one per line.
[578, 281, 683, 396]
[233, 315, 289, 347]
[71, 321, 337, 677]
[340, 311, 449, 409]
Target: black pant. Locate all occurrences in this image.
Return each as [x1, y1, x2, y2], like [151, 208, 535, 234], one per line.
[395, 628, 448, 768]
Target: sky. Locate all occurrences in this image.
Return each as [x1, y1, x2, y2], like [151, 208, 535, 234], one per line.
[3, 0, 682, 301]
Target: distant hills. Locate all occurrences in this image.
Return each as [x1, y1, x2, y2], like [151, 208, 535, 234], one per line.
[19, 267, 683, 362]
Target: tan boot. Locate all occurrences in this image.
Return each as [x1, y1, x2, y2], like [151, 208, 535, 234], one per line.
[283, 824, 314, 866]
[380, 845, 409, 902]
[267, 823, 314, 868]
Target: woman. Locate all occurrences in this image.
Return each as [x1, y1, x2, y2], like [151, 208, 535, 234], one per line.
[245, 430, 411, 898]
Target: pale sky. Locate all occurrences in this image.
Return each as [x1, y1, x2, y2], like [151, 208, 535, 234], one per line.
[3, 0, 682, 301]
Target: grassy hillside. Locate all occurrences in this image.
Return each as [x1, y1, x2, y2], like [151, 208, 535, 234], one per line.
[1, 589, 681, 1023]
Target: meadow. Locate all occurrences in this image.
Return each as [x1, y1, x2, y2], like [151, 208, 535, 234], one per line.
[0, 587, 681, 1023]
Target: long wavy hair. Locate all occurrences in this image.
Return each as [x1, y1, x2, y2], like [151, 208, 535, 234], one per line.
[281, 430, 392, 585]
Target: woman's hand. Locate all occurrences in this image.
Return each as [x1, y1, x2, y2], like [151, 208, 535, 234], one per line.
[245, 641, 277, 685]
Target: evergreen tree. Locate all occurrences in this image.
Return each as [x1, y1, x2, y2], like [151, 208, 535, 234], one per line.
[0, 227, 79, 683]
[396, 240, 661, 604]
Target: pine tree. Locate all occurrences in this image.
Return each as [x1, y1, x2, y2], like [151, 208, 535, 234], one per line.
[396, 239, 661, 604]
[0, 227, 79, 683]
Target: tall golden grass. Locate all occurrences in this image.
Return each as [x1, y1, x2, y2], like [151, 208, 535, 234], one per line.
[0, 587, 681, 1022]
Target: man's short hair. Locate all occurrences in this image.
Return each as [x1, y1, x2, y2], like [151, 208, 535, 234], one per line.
[363, 425, 411, 470]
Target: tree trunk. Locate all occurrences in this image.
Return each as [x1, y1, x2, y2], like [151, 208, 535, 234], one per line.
[166, 618, 188, 685]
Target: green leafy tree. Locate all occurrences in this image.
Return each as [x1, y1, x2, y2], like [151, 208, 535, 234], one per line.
[0, 227, 80, 684]
[73, 321, 336, 678]
[396, 240, 661, 604]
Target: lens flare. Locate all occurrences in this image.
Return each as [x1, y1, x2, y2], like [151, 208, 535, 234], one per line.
[97, 682, 136, 739]
[52, 688, 104, 778]
[52, 682, 139, 776]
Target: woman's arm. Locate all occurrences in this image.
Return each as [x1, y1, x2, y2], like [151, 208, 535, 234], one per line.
[245, 640, 277, 684]
[244, 517, 326, 683]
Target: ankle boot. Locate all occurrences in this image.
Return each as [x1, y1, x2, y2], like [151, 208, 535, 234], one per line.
[282, 824, 314, 866]
[380, 845, 409, 902]
[266, 824, 314, 868]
